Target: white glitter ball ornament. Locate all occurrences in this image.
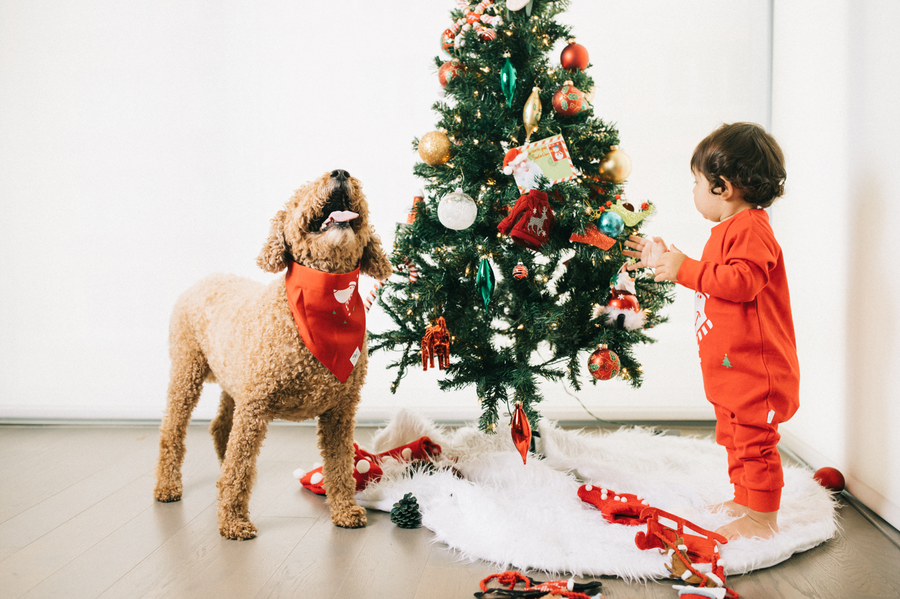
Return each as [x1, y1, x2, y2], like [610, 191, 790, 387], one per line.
[437, 188, 478, 230]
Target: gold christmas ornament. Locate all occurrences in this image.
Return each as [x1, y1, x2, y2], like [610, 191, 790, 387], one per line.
[418, 131, 452, 166]
[522, 87, 542, 143]
[598, 145, 632, 183]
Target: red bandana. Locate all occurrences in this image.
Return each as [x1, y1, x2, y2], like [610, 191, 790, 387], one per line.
[285, 262, 365, 383]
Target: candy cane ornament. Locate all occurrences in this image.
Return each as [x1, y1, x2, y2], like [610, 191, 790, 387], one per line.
[364, 258, 420, 312]
[442, 0, 502, 52]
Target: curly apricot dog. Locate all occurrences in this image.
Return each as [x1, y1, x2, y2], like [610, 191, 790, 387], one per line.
[153, 170, 392, 539]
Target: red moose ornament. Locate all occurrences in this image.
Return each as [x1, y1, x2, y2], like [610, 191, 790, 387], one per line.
[422, 317, 451, 371]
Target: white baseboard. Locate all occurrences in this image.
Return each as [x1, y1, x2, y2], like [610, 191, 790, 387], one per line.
[0, 404, 714, 426]
[780, 429, 900, 531]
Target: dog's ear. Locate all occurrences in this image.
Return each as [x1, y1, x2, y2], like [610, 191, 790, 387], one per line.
[360, 227, 393, 280]
[257, 209, 289, 273]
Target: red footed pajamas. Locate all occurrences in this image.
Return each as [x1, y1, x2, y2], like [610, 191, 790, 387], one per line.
[677, 209, 800, 513]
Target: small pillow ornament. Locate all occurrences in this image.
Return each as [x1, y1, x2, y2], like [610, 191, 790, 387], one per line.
[497, 189, 555, 250]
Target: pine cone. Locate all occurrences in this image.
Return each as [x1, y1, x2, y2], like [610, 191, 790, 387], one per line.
[390, 493, 422, 529]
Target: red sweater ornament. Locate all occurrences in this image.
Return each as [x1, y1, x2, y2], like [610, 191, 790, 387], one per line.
[497, 189, 555, 250]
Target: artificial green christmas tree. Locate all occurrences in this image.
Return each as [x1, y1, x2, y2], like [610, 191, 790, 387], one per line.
[370, 0, 675, 432]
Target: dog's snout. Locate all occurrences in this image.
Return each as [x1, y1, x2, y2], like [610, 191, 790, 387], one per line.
[330, 169, 350, 181]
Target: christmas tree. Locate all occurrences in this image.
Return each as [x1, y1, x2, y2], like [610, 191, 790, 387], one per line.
[370, 0, 675, 432]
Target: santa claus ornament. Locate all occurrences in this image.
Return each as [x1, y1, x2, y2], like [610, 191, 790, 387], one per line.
[502, 147, 540, 192]
[497, 189, 555, 250]
[593, 265, 647, 330]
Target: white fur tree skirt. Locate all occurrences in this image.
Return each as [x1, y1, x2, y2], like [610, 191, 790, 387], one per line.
[348, 410, 838, 579]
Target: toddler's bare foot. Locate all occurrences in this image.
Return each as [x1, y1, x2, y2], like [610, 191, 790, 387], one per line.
[716, 508, 778, 540]
[711, 500, 749, 518]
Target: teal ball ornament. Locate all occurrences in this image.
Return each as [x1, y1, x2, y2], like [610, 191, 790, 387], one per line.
[598, 211, 625, 237]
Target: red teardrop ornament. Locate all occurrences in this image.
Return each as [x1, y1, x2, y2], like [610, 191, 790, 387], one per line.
[511, 402, 531, 464]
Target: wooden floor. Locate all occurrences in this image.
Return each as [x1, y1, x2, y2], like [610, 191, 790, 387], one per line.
[1, 422, 898, 599]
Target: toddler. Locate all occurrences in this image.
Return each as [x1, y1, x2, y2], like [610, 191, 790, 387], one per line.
[625, 122, 799, 540]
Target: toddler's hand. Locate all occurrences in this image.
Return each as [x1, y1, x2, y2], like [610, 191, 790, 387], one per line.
[624, 235, 668, 270]
[654, 245, 687, 282]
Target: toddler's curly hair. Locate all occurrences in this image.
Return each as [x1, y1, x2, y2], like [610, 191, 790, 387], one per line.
[691, 122, 786, 208]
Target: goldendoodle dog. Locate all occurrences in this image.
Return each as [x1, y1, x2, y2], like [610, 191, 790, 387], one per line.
[153, 169, 393, 539]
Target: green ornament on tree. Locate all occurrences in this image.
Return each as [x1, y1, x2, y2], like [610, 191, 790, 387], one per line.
[500, 55, 517, 108]
[476, 258, 496, 313]
[390, 493, 423, 529]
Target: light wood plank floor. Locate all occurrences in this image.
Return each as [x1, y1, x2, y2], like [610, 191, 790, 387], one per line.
[1, 423, 898, 599]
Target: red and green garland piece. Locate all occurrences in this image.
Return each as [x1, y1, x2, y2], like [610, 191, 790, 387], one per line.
[475, 571, 602, 599]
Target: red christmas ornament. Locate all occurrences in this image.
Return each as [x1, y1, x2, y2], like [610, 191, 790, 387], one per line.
[569, 224, 616, 251]
[511, 402, 531, 464]
[441, 28, 456, 53]
[439, 59, 463, 88]
[407, 190, 424, 225]
[588, 344, 620, 380]
[422, 317, 450, 371]
[512, 261, 528, 280]
[814, 467, 845, 492]
[607, 289, 641, 312]
[551, 80, 586, 116]
[560, 39, 589, 71]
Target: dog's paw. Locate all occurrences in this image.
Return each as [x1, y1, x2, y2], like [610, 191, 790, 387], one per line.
[332, 504, 367, 528]
[219, 517, 258, 540]
[153, 482, 183, 503]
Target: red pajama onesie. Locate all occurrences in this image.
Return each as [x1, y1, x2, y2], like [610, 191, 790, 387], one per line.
[676, 209, 800, 512]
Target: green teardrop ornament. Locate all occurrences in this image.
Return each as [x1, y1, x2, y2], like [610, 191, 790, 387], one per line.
[500, 57, 517, 109]
[476, 258, 496, 313]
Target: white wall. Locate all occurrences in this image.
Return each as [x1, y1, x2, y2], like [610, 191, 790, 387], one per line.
[772, 1, 900, 529]
[0, 0, 771, 423]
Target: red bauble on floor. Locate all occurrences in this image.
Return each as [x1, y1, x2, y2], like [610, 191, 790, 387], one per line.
[814, 466, 845, 492]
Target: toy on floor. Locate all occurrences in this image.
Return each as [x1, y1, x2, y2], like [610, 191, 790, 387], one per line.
[475, 571, 603, 598]
[294, 436, 442, 495]
[813, 466, 845, 492]
[577, 484, 650, 525]
[635, 507, 737, 599]
[579, 487, 737, 597]
[390, 492, 423, 528]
